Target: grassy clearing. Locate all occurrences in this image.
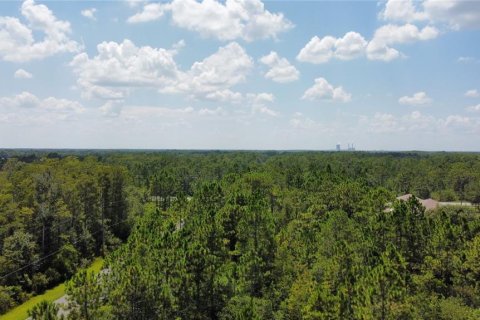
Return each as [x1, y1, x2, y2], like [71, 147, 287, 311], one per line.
[0, 258, 104, 320]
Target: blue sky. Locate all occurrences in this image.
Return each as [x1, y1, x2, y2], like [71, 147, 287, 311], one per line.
[0, 0, 479, 150]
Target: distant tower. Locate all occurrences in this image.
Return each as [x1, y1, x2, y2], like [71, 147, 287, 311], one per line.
[336, 143, 341, 151]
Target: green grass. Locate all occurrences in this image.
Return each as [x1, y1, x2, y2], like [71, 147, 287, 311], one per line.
[0, 258, 104, 320]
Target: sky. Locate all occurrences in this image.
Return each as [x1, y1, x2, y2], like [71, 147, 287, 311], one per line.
[0, 0, 479, 150]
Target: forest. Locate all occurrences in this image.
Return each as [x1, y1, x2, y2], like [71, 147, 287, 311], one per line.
[1, 150, 480, 319]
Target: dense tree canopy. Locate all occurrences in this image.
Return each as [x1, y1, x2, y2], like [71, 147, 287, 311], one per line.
[0, 156, 133, 312]
[1, 150, 480, 319]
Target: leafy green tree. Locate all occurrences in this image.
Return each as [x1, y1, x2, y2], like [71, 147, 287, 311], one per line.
[1, 230, 38, 287]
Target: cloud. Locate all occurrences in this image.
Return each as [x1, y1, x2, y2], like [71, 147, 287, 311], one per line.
[290, 112, 317, 129]
[302, 77, 351, 103]
[440, 114, 472, 128]
[71, 39, 256, 106]
[297, 36, 335, 64]
[96, 100, 201, 121]
[99, 100, 123, 117]
[128, 0, 293, 41]
[457, 56, 479, 64]
[467, 104, 480, 112]
[170, 39, 186, 54]
[198, 90, 278, 112]
[247, 92, 277, 116]
[259, 51, 299, 83]
[297, 32, 367, 64]
[198, 107, 225, 116]
[423, 0, 480, 30]
[361, 110, 478, 134]
[204, 90, 243, 103]
[81, 8, 97, 21]
[127, 2, 168, 23]
[335, 32, 369, 60]
[380, 0, 428, 22]
[0, 91, 39, 108]
[120, 105, 194, 120]
[14, 68, 33, 79]
[399, 92, 432, 106]
[381, 0, 480, 30]
[0, 0, 80, 62]
[367, 24, 438, 61]
[404, 110, 437, 131]
[288, 112, 337, 134]
[361, 112, 401, 133]
[0, 91, 84, 114]
[465, 89, 479, 98]
[125, 0, 147, 8]
[163, 42, 254, 99]
[298, 25, 437, 64]
[70, 39, 181, 99]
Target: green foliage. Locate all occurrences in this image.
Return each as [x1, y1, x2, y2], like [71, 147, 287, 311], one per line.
[65, 269, 104, 320]
[2, 150, 480, 318]
[0, 156, 136, 315]
[220, 295, 273, 320]
[27, 300, 60, 320]
[0, 286, 20, 314]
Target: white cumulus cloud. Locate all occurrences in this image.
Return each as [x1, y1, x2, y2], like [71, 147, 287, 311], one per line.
[298, 25, 437, 63]
[127, 2, 168, 23]
[70, 39, 254, 104]
[0, 91, 84, 114]
[382, 0, 480, 30]
[297, 32, 367, 64]
[127, 0, 293, 41]
[70, 39, 181, 99]
[381, 0, 428, 22]
[399, 92, 432, 106]
[367, 24, 439, 61]
[14, 68, 33, 79]
[0, 0, 80, 62]
[164, 42, 254, 99]
[302, 77, 351, 103]
[259, 51, 299, 83]
[423, 0, 480, 29]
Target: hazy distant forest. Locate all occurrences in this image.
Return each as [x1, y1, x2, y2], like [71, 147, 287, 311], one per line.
[1, 150, 480, 319]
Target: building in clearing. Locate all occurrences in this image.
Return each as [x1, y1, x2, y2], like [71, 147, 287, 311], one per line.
[386, 194, 472, 212]
[396, 194, 439, 211]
